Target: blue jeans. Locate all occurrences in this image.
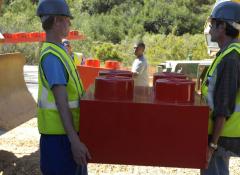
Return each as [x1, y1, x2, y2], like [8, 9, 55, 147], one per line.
[200, 147, 237, 175]
[40, 134, 88, 175]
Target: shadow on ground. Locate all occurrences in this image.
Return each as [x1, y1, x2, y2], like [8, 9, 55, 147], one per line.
[0, 150, 40, 175]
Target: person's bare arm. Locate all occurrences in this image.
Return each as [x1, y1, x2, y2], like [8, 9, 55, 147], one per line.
[52, 85, 91, 165]
[211, 117, 226, 144]
[206, 117, 225, 167]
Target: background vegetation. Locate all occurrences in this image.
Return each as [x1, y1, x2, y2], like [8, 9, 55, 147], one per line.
[0, 0, 214, 66]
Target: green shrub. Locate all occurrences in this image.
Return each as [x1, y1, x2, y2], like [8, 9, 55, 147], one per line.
[93, 43, 123, 62]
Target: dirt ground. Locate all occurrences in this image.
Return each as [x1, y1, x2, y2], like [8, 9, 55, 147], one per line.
[1, 118, 240, 175]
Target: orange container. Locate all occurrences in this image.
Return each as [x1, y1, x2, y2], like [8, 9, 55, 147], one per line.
[99, 70, 133, 78]
[94, 76, 134, 101]
[85, 59, 100, 67]
[154, 78, 195, 104]
[105, 60, 120, 70]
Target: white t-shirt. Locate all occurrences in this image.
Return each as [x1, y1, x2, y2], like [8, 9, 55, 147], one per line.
[131, 55, 149, 86]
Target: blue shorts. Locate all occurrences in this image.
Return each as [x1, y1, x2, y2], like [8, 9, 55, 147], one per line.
[40, 134, 88, 175]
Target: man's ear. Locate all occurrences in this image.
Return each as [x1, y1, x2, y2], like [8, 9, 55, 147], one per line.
[219, 22, 227, 33]
[54, 16, 62, 26]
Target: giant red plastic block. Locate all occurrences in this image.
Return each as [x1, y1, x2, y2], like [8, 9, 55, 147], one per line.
[80, 86, 209, 168]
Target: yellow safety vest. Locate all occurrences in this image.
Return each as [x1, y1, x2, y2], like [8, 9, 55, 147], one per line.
[73, 52, 81, 66]
[201, 43, 240, 137]
[38, 42, 84, 134]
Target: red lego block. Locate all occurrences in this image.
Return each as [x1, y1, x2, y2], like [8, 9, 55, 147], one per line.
[80, 86, 209, 169]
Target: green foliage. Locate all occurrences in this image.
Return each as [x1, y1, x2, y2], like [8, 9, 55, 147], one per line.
[84, 33, 209, 67]
[142, 33, 209, 66]
[0, 0, 41, 64]
[142, 0, 215, 35]
[92, 43, 123, 62]
[0, 0, 213, 65]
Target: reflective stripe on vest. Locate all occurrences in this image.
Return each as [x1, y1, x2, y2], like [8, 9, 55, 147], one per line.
[40, 46, 84, 97]
[38, 86, 79, 109]
[73, 52, 81, 66]
[38, 42, 83, 134]
[201, 42, 240, 137]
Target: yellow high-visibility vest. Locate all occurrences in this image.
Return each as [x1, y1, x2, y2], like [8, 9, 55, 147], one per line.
[38, 42, 84, 134]
[201, 43, 240, 137]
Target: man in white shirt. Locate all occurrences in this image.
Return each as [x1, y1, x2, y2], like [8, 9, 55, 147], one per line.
[131, 42, 149, 86]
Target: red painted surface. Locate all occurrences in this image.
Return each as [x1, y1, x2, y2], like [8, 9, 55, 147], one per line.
[155, 79, 195, 104]
[2, 30, 85, 44]
[105, 60, 121, 70]
[94, 76, 134, 100]
[80, 86, 209, 168]
[77, 66, 131, 91]
[85, 59, 100, 67]
[77, 66, 103, 91]
[99, 70, 133, 78]
[153, 72, 187, 87]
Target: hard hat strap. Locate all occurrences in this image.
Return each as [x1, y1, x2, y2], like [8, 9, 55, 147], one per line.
[228, 21, 240, 31]
[40, 15, 51, 23]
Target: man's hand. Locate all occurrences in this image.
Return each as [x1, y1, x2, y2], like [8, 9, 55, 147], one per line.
[205, 146, 215, 168]
[71, 138, 92, 165]
[52, 85, 92, 165]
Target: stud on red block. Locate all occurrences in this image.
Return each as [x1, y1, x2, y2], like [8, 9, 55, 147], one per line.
[99, 70, 133, 78]
[69, 30, 78, 36]
[105, 60, 120, 70]
[94, 76, 134, 101]
[153, 72, 187, 87]
[85, 59, 100, 67]
[154, 78, 195, 104]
